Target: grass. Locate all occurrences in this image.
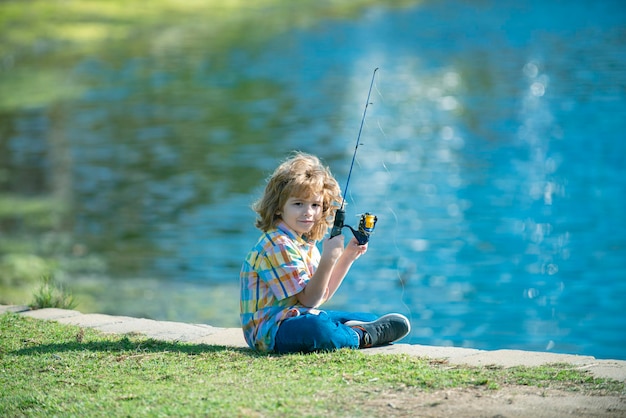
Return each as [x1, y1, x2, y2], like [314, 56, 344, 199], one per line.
[29, 275, 78, 311]
[1, 314, 623, 417]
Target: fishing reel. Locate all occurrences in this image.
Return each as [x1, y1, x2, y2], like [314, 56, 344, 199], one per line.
[330, 209, 378, 245]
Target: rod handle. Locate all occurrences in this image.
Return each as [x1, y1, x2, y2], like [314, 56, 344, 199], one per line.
[330, 208, 345, 238]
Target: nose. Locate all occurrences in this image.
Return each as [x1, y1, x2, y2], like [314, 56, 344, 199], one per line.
[305, 204, 317, 215]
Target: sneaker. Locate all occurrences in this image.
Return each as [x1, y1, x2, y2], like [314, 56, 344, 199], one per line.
[345, 313, 411, 348]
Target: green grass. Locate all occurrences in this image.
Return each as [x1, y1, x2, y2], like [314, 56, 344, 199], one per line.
[1, 314, 623, 417]
[30, 275, 78, 311]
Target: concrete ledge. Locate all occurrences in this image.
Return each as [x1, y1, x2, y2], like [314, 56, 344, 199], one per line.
[364, 343, 484, 359]
[20, 307, 83, 320]
[0, 305, 31, 314]
[447, 349, 596, 368]
[2, 305, 624, 382]
[190, 328, 248, 347]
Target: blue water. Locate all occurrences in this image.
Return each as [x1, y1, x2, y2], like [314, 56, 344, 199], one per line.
[4, 0, 626, 359]
[218, 0, 626, 359]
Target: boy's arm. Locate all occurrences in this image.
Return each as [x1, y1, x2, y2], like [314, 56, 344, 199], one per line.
[296, 235, 345, 308]
[324, 237, 368, 301]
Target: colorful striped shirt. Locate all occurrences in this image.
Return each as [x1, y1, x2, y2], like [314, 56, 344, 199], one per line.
[240, 222, 320, 352]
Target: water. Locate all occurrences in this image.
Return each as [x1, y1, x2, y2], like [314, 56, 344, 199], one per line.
[2, 0, 625, 360]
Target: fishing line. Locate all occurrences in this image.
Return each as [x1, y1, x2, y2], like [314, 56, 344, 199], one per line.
[377, 120, 388, 143]
[329, 67, 414, 331]
[338, 67, 378, 211]
[374, 82, 385, 102]
[369, 71, 415, 330]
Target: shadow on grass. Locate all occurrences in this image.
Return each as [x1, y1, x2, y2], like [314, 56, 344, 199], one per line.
[11, 335, 261, 358]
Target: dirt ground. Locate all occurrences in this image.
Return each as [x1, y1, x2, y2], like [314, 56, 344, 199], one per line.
[363, 385, 626, 417]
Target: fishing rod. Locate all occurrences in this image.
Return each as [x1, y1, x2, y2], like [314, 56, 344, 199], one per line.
[330, 68, 379, 245]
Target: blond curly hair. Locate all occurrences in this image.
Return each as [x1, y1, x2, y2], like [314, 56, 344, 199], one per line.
[253, 152, 342, 241]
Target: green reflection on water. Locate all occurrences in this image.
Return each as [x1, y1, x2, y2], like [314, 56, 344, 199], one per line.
[0, 0, 422, 314]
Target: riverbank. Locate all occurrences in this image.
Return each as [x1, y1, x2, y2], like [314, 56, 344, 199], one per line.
[0, 305, 626, 418]
[3, 304, 625, 381]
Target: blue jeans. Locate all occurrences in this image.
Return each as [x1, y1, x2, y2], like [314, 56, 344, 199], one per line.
[273, 310, 378, 353]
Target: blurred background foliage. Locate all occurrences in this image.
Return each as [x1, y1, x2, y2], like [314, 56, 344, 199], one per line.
[0, 0, 420, 307]
[0, 0, 418, 110]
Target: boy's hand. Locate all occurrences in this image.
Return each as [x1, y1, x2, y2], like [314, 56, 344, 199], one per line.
[321, 234, 344, 263]
[344, 237, 368, 261]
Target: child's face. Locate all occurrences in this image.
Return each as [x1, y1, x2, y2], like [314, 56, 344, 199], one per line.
[280, 193, 323, 236]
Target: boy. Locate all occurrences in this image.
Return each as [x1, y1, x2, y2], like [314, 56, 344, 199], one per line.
[240, 152, 410, 353]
